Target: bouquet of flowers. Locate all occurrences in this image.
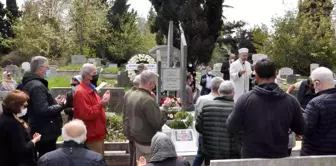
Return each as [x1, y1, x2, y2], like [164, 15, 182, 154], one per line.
[161, 96, 181, 120]
[160, 96, 181, 107]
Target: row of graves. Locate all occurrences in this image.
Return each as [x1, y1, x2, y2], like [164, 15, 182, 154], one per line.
[125, 21, 198, 159]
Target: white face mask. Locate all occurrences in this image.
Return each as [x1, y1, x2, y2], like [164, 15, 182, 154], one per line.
[17, 108, 27, 118]
[207, 71, 212, 75]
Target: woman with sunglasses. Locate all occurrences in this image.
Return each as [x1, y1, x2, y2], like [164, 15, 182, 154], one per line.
[0, 90, 41, 166]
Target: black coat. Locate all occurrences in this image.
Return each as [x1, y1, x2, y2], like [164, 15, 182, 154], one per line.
[64, 91, 74, 122]
[196, 96, 242, 159]
[221, 61, 230, 80]
[22, 72, 63, 142]
[0, 113, 36, 166]
[200, 74, 214, 95]
[146, 158, 190, 166]
[226, 83, 306, 158]
[38, 141, 106, 166]
[301, 88, 336, 156]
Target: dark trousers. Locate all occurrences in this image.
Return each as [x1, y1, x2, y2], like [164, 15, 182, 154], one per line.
[288, 148, 292, 156]
[200, 88, 211, 96]
[129, 141, 136, 166]
[192, 137, 205, 166]
[36, 139, 57, 158]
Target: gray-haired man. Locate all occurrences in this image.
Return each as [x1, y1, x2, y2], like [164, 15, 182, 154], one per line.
[22, 56, 66, 158]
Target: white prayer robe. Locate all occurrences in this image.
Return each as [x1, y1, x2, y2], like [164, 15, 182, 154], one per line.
[230, 60, 252, 102]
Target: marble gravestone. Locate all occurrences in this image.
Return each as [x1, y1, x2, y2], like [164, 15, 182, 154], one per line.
[5, 65, 20, 78]
[252, 54, 268, 65]
[286, 74, 297, 84]
[88, 58, 102, 66]
[212, 63, 223, 78]
[279, 67, 294, 79]
[71, 55, 86, 65]
[49, 66, 58, 77]
[310, 63, 319, 74]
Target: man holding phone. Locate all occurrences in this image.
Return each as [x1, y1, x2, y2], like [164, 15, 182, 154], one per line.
[230, 48, 252, 102]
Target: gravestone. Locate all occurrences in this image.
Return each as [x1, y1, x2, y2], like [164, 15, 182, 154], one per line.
[117, 71, 132, 87]
[286, 74, 297, 84]
[252, 54, 268, 65]
[88, 58, 102, 66]
[149, 45, 181, 68]
[109, 63, 118, 68]
[5, 65, 20, 78]
[162, 68, 180, 91]
[21, 62, 30, 72]
[49, 66, 58, 77]
[212, 63, 223, 78]
[310, 63, 319, 73]
[71, 55, 86, 65]
[279, 67, 294, 79]
[162, 129, 197, 153]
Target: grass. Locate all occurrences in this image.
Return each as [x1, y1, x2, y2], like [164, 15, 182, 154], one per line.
[47, 75, 117, 88]
[58, 64, 82, 71]
[101, 67, 119, 74]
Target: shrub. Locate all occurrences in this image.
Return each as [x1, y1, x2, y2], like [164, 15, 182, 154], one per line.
[106, 114, 127, 142]
[168, 110, 194, 129]
[101, 67, 119, 74]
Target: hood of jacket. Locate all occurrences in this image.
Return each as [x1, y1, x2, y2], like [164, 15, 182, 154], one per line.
[253, 83, 286, 99]
[22, 71, 48, 87]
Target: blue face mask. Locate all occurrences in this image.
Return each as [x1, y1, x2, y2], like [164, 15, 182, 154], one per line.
[43, 70, 51, 79]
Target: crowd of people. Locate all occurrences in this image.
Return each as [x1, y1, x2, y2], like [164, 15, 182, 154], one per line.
[1, 47, 336, 166]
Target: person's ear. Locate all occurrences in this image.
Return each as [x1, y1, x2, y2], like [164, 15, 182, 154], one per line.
[275, 71, 278, 77]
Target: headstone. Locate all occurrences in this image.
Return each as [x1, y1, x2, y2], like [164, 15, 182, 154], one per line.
[252, 54, 268, 65]
[212, 63, 223, 78]
[71, 55, 86, 65]
[21, 62, 30, 72]
[149, 45, 181, 68]
[279, 67, 294, 79]
[109, 63, 118, 68]
[162, 129, 197, 153]
[162, 68, 180, 91]
[88, 58, 102, 66]
[5, 65, 20, 78]
[117, 71, 132, 87]
[310, 63, 319, 73]
[49, 66, 58, 77]
[286, 74, 297, 84]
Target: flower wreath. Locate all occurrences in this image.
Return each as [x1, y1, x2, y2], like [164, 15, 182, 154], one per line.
[127, 54, 156, 81]
[160, 96, 182, 107]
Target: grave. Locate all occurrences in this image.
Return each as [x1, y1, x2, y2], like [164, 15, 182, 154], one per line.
[162, 68, 181, 91]
[88, 58, 102, 66]
[279, 67, 294, 79]
[212, 63, 223, 78]
[117, 71, 132, 87]
[149, 45, 181, 68]
[49, 66, 58, 77]
[109, 63, 118, 68]
[252, 54, 268, 65]
[71, 55, 86, 65]
[286, 74, 297, 84]
[310, 63, 319, 74]
[21, 62, 30, 72]
[5, 64, 21, 78]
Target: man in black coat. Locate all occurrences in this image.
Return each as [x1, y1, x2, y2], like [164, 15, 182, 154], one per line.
[301, 67, 336, 156]
[200, 66, 214, 96]
[196, 81, 241, 165]
[64, 75, 82, 122]
[221, 54, 235, 80]
[226, 59, 306, 159]
[22, 56, 66, 158]
[38, 120, 106, 166]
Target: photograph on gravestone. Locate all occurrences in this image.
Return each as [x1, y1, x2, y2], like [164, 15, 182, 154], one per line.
[173, 129, 197, 153]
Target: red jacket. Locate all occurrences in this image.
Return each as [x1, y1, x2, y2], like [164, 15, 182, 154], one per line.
[73, 82, 106, 142]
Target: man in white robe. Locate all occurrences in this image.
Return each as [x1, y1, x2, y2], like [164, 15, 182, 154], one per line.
[230, 48, 252, 102]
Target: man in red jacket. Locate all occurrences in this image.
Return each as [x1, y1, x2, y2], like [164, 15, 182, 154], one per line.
[73, 63, 110, 155]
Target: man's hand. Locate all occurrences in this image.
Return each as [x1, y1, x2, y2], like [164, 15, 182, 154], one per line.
[31, 133, 41, 144]
[163, 98, 172, 107]
[55, 95, 63, 104]
[287, 85, 295, 93]
[100, 90, 110, 107]
[239, 70, 247, 75]
[137, 156, 147, 166]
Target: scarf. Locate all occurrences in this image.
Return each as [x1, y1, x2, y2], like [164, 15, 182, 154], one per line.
[149, 132, 177, 163]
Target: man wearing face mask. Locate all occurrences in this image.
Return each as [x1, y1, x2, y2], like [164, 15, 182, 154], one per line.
[230, 48, 252, 102]
[22, 56, 66, 158]
[126, 70, 168, 161]
[200, 66, 214, 96]
[301, 67, 336, 156]
[64, 75, 82, 122]
[73, 63, 110, 155]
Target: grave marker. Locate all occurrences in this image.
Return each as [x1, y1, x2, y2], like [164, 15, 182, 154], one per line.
[279, 67, 294, 78]
[212, 63, 223, 78]
[21, 62, 30, 72]
[162, 68, 180, 91]
[252, 54, 268, 65]
[149, 45, 181, 68]
[71, 55, 86, 65]
[310, 63, 319, 73]
[286, 74, 297, 84]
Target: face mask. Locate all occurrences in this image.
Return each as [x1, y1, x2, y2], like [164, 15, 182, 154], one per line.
[207, 72, 212, 75]
[43, 70, 51, 79]
[189, 64, 192, 67]
[17, 108, 27, 118]
[90, 74, 99, 87]
[71, 85, 77, 92]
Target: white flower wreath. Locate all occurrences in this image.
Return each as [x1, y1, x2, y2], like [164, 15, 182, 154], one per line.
[127, 54, 156, 81]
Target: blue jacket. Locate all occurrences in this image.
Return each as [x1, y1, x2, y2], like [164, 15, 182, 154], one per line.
[301, 88, 336, 156]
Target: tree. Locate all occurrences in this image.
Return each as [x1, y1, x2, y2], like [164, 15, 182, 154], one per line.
[0, 2, 12, 54]
[251, 24, 270, 53]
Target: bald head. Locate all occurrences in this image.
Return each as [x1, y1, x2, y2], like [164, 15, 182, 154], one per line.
[62, 119, 87, 144]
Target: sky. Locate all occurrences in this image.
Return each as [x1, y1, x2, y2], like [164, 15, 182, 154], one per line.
[2, 0, 298, 28]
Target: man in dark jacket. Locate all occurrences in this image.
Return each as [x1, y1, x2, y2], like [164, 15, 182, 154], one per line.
[22, 56, 66, 158]
[221, 54, 235, 80]
[301, 67, 336, 156]
[196, 81, 241, 165]
[38, 119, 106, 166]
[226, 59, 306, 158]
[64, 75, 82, 122]
[200, 66, 214, 96]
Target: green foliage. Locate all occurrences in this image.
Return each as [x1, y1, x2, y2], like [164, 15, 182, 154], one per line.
[46, 75, 71, 88]
[106, 114, 127, 142]
[58, 64, 83, 71]
[168, 110, 194, 129]
[101, 67, 119, 74]
[252, 24, 270, 53]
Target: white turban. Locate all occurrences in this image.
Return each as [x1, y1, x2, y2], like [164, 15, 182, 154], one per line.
[238, 48, 249, 54]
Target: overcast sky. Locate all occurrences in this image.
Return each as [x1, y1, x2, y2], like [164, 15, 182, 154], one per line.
[1, 0, 298, 28]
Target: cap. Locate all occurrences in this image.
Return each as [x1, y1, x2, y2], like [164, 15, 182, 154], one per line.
[238, 48, 249, 54]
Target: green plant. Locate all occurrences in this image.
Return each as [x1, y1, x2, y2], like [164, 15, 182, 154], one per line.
[168, 110, 194, 129]
[101, 67, 119, 74]
[47, 75, 71, 88]
[106, 114, 127, 142]
[58, 64, 83, 71]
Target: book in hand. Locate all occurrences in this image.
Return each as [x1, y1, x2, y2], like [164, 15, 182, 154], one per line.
[96, 82, 107, 92]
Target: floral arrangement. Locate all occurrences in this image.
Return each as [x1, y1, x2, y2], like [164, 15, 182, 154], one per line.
[168, 109, 194, 129]
[127, 54, 156, 81]
[160, 96, 181, 108]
